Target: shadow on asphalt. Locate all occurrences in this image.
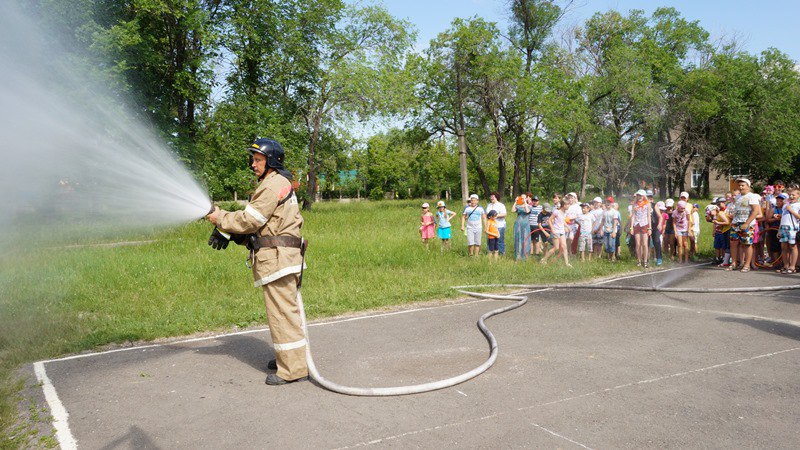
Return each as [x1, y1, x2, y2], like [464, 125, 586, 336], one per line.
[716, 316, 800, 341]
[764, 292, 800, 305]
[97, 425, 161, 450]
[167, 334, 275, 374]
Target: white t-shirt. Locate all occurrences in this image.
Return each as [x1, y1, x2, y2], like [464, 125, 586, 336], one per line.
[780, 202, 800, 228]
[603, 209, 620, 233]
[591, 208, 604, 234]
[577, 213, 595, 236]
[463, 205, 486, 230]
[566, 203, 582, 230]
[733, 192, 760, 224]
[485, 202, 507, 228]
[691, 211, 700, 234]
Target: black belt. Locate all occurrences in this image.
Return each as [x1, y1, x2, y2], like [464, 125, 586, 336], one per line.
[247, 235, 309, 288]
[252, 235, 303, 249]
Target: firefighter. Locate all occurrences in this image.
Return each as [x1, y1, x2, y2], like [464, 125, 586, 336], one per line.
[206, 138, 308, 385]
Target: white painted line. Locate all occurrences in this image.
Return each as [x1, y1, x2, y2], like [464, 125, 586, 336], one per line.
[36, 298, 492, 365]
[530, 422, 594, 450]
[593, 262, 709, 284]
[337, 346, 799, 449]
[519, 346, 800, 411]
[334, 413, 504, 449]
[37, 267, 702, 365]
[628, 303, 800, 328]
[32, 265, 712, 450]
[34, 362, 77, 450]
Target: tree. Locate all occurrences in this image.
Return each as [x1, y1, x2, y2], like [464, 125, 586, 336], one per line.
[505, 0, 566, 195]
[288, 4, 414, 210]
[411, 18, 506, 198]
[89, 0, 221, 146]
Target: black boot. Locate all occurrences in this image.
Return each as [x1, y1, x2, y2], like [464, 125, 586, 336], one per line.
[265, 373, 308, 385]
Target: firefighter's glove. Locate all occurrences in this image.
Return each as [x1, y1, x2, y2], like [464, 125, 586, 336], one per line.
[230, 233, 249, 246]
[208, 228, 231, 250]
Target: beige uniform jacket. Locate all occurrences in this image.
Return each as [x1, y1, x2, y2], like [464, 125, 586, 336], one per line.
[217, 171, 304, 287]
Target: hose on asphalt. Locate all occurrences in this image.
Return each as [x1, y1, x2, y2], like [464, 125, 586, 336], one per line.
[298, 271, 800, 396]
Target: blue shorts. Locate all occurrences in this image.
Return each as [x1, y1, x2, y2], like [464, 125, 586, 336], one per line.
[487, 238, 499, 251]
[779, 225, 798, 244]
[713, 231, 730, 250]
[437, 227, 452, 240]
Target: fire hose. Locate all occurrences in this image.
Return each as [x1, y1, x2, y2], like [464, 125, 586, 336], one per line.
[298, 272, 800, 397]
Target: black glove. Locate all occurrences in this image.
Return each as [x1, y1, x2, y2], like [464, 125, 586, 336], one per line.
[208, 228, 230, 250]
[230, 233, 248, 246]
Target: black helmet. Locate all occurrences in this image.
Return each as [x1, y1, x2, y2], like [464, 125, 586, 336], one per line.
[249, 138, 285, 169]
[248, 138, 292, 181]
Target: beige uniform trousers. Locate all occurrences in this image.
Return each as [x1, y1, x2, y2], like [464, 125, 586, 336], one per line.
[263, 273, 308, 380]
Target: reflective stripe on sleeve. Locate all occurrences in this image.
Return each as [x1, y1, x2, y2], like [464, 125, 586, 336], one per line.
[273, 338, 306, 351]
[253, 264, 305, 287]
[245, 204, 268, 225]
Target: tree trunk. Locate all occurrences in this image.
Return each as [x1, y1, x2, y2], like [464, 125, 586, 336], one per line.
[579, 148, 589, 199]
[497, 153, 506, 198]
[563, 156, 573, 194]
[303, 113, 322, 211]
[525, 119, 541, 193]
[677, 156, 693, 194]
[465, 143, 491, 198]
[511, 124, 525, 197]
[700, 157, 712, 198]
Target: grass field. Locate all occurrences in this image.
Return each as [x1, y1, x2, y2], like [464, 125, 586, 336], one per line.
[0, 199, 714, 447]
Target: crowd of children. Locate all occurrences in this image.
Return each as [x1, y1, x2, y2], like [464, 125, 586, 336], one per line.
[417, 178, 800, 273]
[706, 179, 800, 273]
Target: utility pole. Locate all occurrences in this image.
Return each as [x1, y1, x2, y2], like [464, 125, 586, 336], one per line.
[457, 129, 469, 203]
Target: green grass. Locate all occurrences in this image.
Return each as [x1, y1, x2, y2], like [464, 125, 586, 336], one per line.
[0, 199, 715, 447]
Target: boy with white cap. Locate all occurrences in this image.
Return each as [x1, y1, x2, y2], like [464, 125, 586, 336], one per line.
[461, 194, 487, 257]
[679, 191, 695, 255]
[577, 203, 596, 261]
[591, 197, 605, 257]
[728, 178, 761, 272]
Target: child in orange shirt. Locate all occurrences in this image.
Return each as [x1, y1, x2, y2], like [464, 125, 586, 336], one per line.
[486, 210, 500, 260]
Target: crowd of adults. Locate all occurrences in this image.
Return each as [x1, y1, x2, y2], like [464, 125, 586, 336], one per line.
[419, 178, 800, 273]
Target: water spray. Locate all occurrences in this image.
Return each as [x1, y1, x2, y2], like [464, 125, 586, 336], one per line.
[1, 3, 213, 248]
[297, 272, 800, 396]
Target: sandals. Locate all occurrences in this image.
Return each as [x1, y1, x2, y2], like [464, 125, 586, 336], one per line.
[740, 267, 750, 273]
[782, 269, 796, 274]
[725, 265, 737, 271]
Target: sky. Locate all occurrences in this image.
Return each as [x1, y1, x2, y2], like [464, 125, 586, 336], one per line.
[376, 0, 800, 63]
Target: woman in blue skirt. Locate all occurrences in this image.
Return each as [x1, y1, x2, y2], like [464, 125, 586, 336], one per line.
[512, 193, 532, 260]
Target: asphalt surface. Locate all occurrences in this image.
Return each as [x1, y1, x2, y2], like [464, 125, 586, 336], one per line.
[25, 265, 800, 449]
